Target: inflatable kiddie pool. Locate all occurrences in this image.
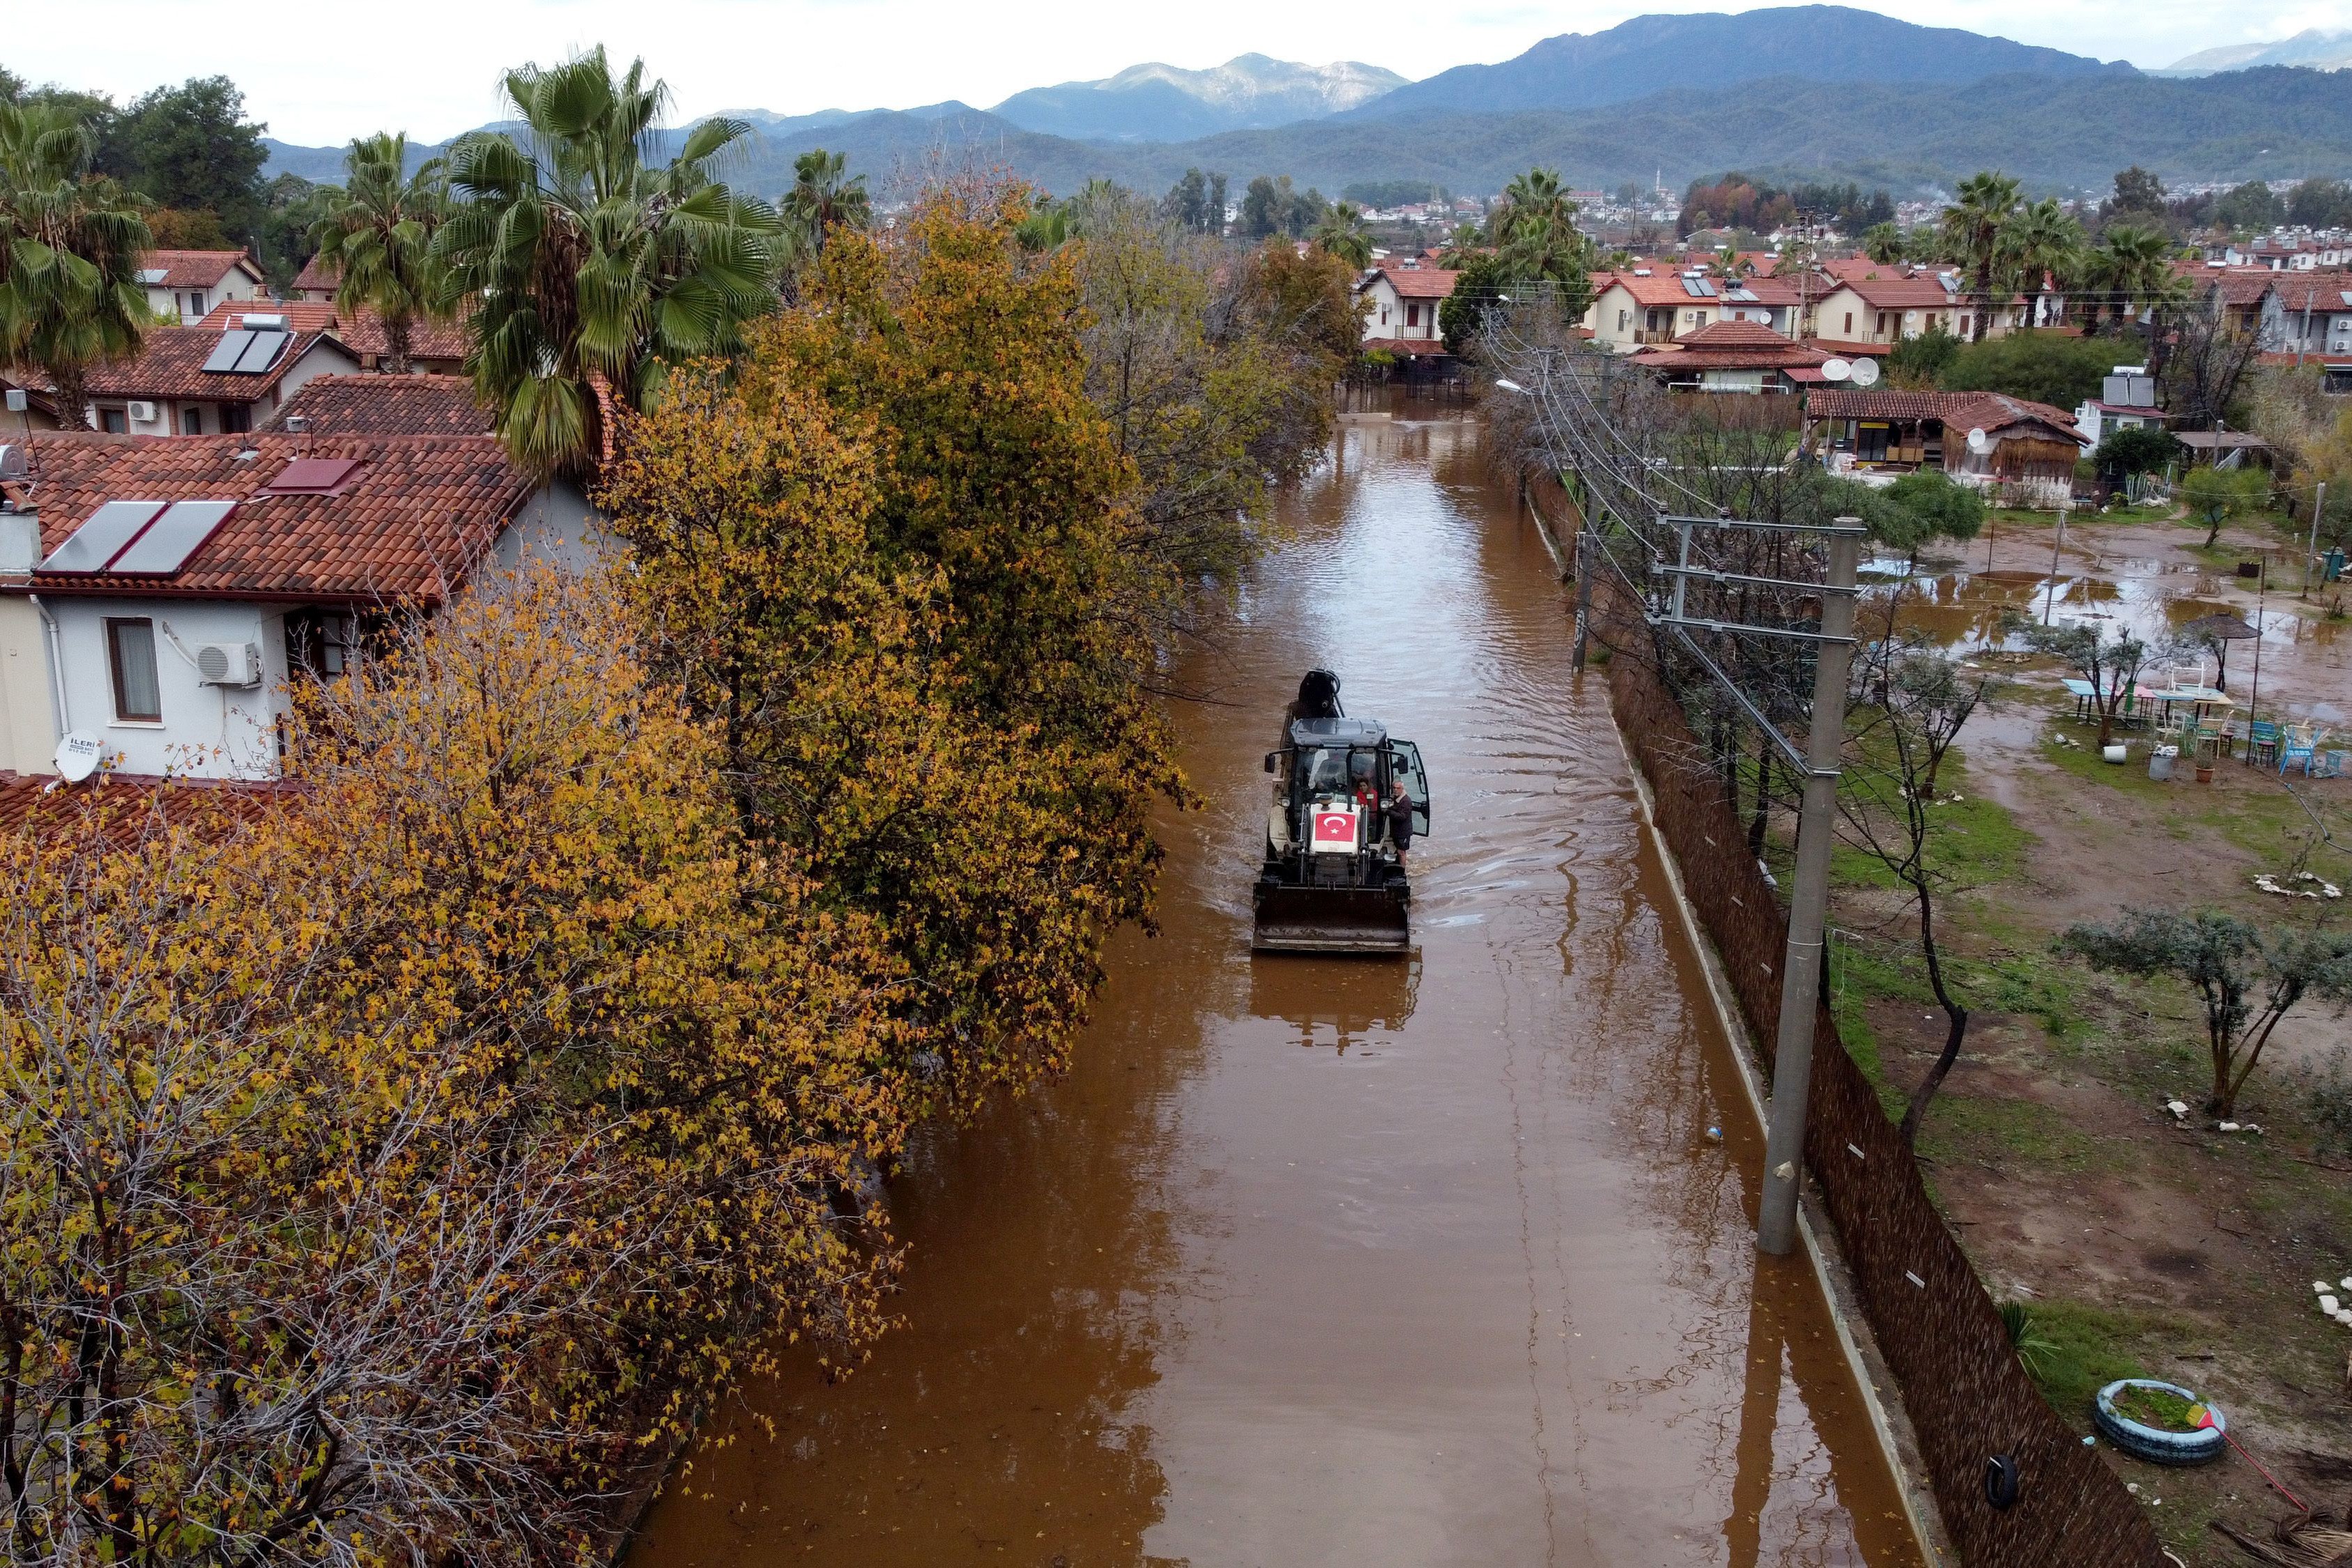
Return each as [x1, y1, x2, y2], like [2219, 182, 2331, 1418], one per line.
[2091, 1378, 2226, 1466]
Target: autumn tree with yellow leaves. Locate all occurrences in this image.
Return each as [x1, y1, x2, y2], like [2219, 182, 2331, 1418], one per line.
[0, 568, 903, 1565]
[605, 182, 1187, 1112]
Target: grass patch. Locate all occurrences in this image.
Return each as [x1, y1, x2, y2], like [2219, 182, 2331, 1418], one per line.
[1916, 1093, 2112, 1175]
[1824, 939, 1921, 1116]
[1831, 746, 2036, 893]
[2007, 1299, 2198, 1430]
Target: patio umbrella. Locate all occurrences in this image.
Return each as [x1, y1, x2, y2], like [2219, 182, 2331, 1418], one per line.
[2183, 612, 2259, 691]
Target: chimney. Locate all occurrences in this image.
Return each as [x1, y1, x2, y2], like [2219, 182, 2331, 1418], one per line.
[0, 508, 39, 577]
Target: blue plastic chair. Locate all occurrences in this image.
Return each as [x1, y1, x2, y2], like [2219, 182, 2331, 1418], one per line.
[2249, 720, 2282, 769]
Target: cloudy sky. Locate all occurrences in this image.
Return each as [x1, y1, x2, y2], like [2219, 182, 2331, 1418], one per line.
[8, 0, 2345, 146]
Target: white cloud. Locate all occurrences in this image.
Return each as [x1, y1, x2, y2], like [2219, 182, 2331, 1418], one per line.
[7, 0, 2348, 144]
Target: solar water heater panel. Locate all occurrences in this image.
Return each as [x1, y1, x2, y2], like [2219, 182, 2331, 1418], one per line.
[202, 330, 256, 373]
[107, 500, 238, 576]
[230, 330, 290, 374]
[40, 500, 167, 573]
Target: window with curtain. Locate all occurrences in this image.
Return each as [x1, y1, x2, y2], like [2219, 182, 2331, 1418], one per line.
[107, 618, 161, 722]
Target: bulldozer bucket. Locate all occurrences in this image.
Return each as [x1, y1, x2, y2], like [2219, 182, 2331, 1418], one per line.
[1251, 882, 1411, 955]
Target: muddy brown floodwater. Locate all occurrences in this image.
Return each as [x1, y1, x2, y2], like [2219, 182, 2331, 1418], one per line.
[630, 399, 1928, 1568]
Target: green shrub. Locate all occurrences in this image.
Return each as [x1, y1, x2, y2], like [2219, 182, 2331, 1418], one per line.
[1943, 330, 2119, 412]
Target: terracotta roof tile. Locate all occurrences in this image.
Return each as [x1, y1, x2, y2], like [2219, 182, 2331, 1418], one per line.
[19, 328, 360, 405]
[8, 431, 537, 604]
[268, 375, 493, 436]
[1633, 318, 1829, 371]
[1365, 266, 1459, 299]
[194, 300, 472, 365]
[140, 250, 263, 289]
[1807, 388, 2081, 438]
[293, 254, 337, 293]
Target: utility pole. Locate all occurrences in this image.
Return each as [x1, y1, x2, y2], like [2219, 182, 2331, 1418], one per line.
[2041, 501, 2068, 626]
[1758, 525, 1863, 1256]
[2307, 480, 2326, 600]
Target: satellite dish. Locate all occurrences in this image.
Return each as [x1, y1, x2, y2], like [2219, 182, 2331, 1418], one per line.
[1847, 356, 1882, 387]
[1966, 426, 1993, 455]
[1821, 358, 1852, 383]
[54, 732, 102, 783]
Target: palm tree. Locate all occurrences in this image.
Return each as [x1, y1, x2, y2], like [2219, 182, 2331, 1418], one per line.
[1489, 167, 1574, 250]
[1314, 201, 1372, 270]
[1861, 221, 1907, 266]
[0, 100, 151, 429]
[431, 48, 785, 477]
[309, 132, 447, 374]
[1937, 171, 2021, 341]
[2001, 197, 2084, 330]
[781, 148, 870, 261]
[1436, 221, 1484, 270]
[2090, 224, 2183, 334]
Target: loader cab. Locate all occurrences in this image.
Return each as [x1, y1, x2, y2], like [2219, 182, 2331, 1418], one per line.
[1265, 717, 1431, 847]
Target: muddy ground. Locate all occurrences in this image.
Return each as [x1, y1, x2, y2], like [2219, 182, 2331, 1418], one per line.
[1819, 502, 2352, 1565]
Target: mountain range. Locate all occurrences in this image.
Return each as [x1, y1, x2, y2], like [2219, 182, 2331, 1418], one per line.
[2164, 29, 2352, 76]
[992, 55, 1404, 142]
[260, 6, 2352, 201]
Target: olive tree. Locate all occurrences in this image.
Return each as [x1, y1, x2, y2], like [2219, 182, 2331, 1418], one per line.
[2058, 909, 2352, 1116]
[1839, 631, 2001, 1144]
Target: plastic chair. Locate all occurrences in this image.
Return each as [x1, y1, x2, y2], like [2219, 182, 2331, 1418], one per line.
[2281, 735, 2318, 776]
[2315, 750, 2349, 781]
[2249, 720, 2281, 769]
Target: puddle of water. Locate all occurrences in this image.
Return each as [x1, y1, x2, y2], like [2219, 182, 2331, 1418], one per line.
[628, 395, 1926, 1568]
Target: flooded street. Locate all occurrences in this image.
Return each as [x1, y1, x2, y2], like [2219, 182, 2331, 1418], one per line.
[631, 401, 1925, 1567]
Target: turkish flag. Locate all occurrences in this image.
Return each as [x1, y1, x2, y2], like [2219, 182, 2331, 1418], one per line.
[1312, 808, 1358, 848]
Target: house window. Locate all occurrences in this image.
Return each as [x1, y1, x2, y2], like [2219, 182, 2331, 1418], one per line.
[99, 408, 128, 434]
[180, 406, 204, 436]
[220, 403, 251, 433]
[1843, 312, 1854, 335]
[190, 291, 206, 316]
[1380, 307, 1389, 325]
[286, 608, 356, 678]
[107, 618, 162, 723]
[1406, 303, 1421, 327]
[1960, 315, 1973, 336]
[1617, 310, 1630, 331]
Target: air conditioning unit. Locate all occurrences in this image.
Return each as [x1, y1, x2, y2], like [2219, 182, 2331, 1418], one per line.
[195, 642, 261, 687]
[125, 401, 157, 424]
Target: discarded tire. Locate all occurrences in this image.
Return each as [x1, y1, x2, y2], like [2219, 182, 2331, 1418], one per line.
[2091, 1379, 2226, 1466]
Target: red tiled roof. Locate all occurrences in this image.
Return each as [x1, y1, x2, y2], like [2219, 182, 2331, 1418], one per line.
[195, 300, 472, 366]
[2176, 266, 2281, 307]
[6, 431, 538, 604]
[195, 300, 340, 333]
[0, 771, 286, 843]
[1733, 273, 1820, 306]
[1634, 319, 1829, 371]
[2269, 274, 2352, 313]
[293, 254, 337, 293]
[1806, 388, 2080, 439]
[141, 250, 262, 289]
[268, 375, 493, 436]
[17, 328, 360, 404]
[1829, 271, 1958, 309]
[1595, 270, 1724, 307]
[330, 311, 470, 364]
[1365, 266, 1459, 300]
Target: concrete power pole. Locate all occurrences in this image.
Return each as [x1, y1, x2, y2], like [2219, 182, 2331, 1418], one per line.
[1756, 526, 1863, 1257]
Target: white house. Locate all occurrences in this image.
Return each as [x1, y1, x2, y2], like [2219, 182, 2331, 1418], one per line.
[1355, 265, 1459, 348]
[2074, 367, 2166, 447]
[0, 429, 593, 781]
[135, 251, 267, 325]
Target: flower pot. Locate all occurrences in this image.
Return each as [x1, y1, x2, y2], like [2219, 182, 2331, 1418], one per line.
[2195, 762, 2215, 785]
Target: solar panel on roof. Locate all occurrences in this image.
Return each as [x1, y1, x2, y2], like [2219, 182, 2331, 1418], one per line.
[40, 500, 166, 574]
[230, 330, 290, 374]
[107, 500, 237, 576]
[202, 330, 256, 374]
